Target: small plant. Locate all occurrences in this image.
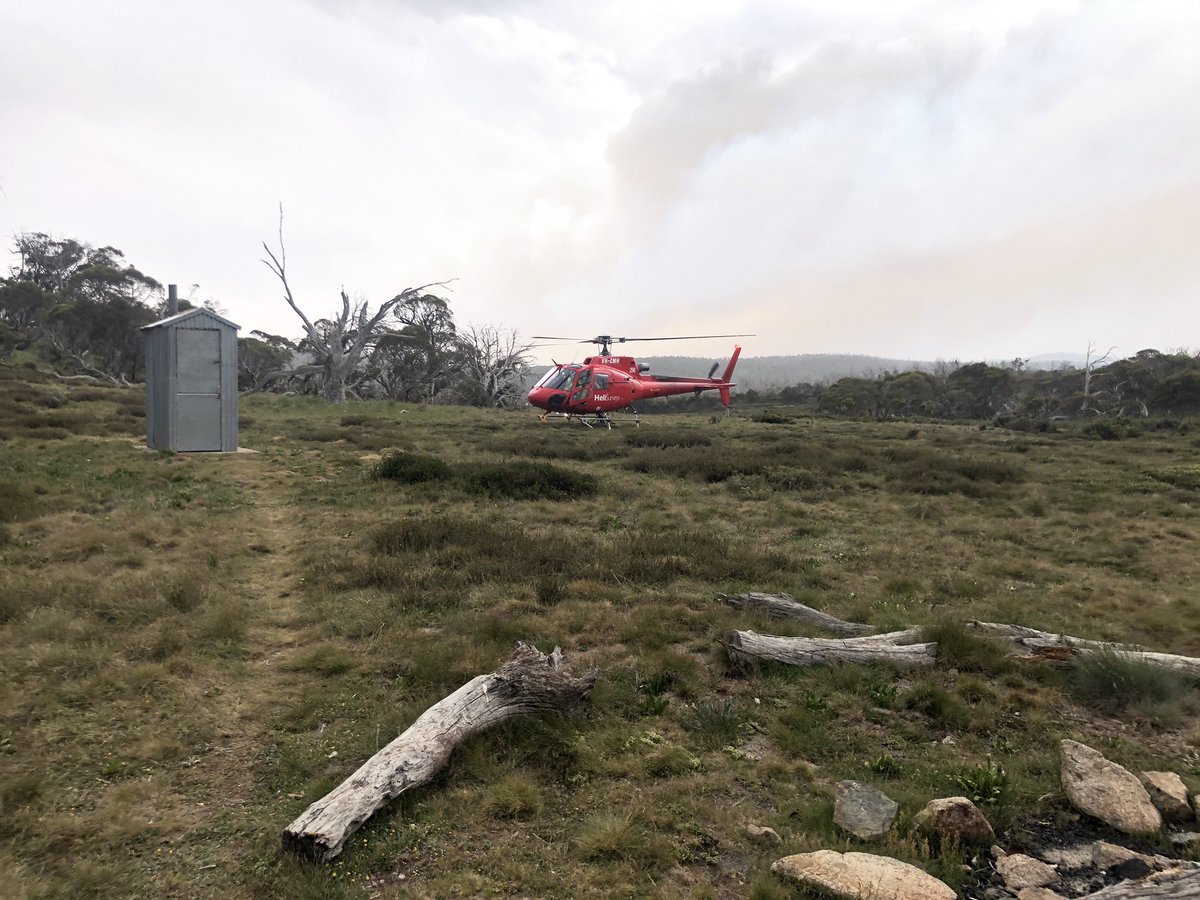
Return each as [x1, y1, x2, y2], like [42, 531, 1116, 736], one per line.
[867, 678, 898, 708]
[640, 694, 669, 716]
[866, 753, 902, 777]
[955, 758, 1009, 806]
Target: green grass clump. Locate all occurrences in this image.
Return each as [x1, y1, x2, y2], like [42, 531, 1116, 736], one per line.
[575, 813, 673, 867]
[483, 773, 543, 819]
[463, 460, 597, 500]
[1070, 649, 1194, 722]
[926, 620, 1012, 673]
[372, 450, 452, 483]
[903, 681, 970, 729]
[686, 700, 751, 750]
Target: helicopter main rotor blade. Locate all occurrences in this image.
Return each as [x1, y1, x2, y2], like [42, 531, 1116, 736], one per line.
[531, 335, 586, 341]
[618, 333, 755, 342]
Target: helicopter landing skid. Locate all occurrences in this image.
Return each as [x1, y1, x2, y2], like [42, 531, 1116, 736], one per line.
[536, 410, 641, 430]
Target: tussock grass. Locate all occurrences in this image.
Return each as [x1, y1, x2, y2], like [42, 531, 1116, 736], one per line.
[1070, 649, 1197, 723]
[3, 376, 1200, 898]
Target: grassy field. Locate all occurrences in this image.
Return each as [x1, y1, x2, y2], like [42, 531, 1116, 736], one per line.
[2, 366, 1200, 898]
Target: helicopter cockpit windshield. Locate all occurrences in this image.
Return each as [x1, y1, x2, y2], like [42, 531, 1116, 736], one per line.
[538, 366, 580, 391]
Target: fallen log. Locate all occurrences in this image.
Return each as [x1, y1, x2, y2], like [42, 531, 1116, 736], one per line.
[282, 643, 596, 861]
[718, 592, 873, 636]
[727, 628, 935, 668]
[1084, 867, 1200, 898]
[970, 622, 1200, 678]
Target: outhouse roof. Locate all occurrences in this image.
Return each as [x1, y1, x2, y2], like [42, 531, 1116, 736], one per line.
[141, 307, 241, 331]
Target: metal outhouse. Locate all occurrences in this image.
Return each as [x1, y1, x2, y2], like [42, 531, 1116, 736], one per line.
[142, 308, 240, 452]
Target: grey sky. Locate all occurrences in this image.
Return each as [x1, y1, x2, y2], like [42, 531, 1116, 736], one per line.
[2, 0, 1197, 364]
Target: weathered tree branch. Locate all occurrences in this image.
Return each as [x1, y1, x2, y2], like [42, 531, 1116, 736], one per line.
[1084, 867, 1200, 898]
[726, 629, 934, 668]
[969, 622, 1200, 678]
[282, 643, 596, 861]
[718, 592, 873, 636]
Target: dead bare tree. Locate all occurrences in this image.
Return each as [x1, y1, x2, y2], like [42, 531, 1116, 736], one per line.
[261, 206, 452, 404]
[456, 323, 533, 407]
[1082, 339, 1117, 413]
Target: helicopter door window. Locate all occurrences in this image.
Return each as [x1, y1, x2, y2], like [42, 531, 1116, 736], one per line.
[571, 368, 592, 403]
[546, 367, 578, 391]
[593, 374, 609, 389]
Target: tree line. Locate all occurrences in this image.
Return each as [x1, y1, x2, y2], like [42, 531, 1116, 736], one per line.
[3, 231, 1197, 420]
[732, 352, 1200, 423]
[0, 231, 533, 406]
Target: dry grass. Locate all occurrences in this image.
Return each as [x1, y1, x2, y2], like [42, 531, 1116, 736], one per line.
[2, 372, 1200, 897]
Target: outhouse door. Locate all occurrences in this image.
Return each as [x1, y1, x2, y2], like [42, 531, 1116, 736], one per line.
[175, 328, 223, 451]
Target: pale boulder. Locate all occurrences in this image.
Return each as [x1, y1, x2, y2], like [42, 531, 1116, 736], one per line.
[772, 850, 955, 900]
[1060, 740, 1162, 835]
[996, 853, 1060, 891]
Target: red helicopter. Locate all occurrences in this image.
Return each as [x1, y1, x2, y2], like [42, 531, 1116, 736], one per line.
[527, 334, 749, 428]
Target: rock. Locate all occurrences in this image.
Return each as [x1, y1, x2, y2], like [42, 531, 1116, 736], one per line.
[912, 796, 996, 845]
[1092, 840, 1174, 873]
[1109, 857, 1154, 881]
[1141, 771, 1193, 821]
[996, 852, 1060, 890]
[1060, 740, 1163, 835]
[1170, 831, 1200, 848]
[745, 824, 782, 845]
[1017, 889, 1063, 900]
[833, 780, 898, 841]
[1037, 843, 1094, 868]
[772, 850, 956, 900]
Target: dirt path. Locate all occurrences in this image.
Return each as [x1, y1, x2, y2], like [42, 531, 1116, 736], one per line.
[181, 453, 315, 850]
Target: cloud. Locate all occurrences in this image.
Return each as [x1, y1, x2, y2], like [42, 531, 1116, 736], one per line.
[2, 0, 1199, 364]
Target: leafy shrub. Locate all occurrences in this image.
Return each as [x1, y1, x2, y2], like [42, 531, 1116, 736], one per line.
[1081, 420, 1135, 441]
[955, 758, 1009, 806]
[373, 450, 452, 483]
[463, 461, 597, 500]
[0, 480, 40, 523]
[866, 753, 902, 777]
